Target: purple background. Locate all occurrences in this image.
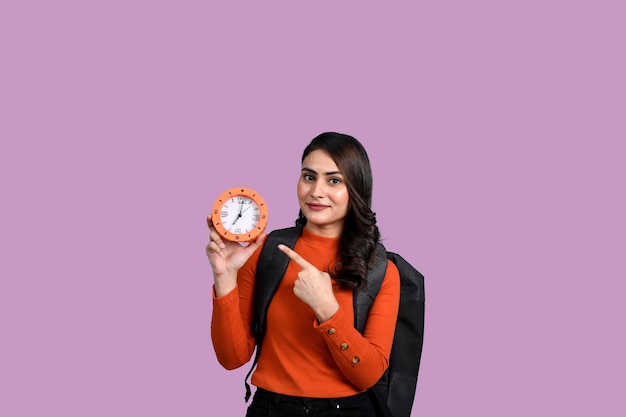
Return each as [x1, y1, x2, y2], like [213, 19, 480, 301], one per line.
[1, 1, 624, 416]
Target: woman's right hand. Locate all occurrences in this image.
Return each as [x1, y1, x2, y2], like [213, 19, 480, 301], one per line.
[205, 215, 266, 297]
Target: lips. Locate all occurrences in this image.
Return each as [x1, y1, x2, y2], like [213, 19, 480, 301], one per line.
[306, 203, 329, 211]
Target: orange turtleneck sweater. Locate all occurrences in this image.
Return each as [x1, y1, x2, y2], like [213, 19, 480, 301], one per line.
[211, 227, 400, 398]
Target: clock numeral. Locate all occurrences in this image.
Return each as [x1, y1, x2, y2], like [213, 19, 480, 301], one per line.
[252, 214, 260, 221]
[221, 211, 228, 217]
[234, 228, 242, 234]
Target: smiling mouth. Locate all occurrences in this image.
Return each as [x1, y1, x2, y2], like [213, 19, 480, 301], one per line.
[307, 203, 329, 211]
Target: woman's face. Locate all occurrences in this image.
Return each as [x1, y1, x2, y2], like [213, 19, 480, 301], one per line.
[297, 149, 350, 238]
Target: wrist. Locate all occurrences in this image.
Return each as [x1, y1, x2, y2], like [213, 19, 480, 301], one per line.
[213, 272, 237, 298]
[314, 298, 339, 324]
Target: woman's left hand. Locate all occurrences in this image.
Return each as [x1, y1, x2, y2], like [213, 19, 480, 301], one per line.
[278, 244, 339, 323]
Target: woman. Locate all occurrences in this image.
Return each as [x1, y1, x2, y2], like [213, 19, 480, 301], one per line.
[206, 132, 400, 416]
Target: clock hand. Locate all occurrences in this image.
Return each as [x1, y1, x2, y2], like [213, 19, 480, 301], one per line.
[232, 201, 245, 225]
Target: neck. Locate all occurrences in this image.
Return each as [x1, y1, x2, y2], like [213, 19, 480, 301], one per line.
[304, 223, 343, 238]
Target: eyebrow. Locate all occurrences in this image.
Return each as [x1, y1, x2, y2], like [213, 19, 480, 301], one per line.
[301, 167, 343, 176]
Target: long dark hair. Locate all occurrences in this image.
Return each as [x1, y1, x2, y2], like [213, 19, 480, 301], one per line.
[296, 132, 380, 289]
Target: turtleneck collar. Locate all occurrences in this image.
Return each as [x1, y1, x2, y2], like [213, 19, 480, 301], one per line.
[301, 226, 340, 249]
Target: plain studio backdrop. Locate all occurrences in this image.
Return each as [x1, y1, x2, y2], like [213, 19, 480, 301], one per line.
[1, 1, 624, 416]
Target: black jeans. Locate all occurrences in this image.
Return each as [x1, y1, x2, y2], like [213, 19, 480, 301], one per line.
[246, 388, 377, 417]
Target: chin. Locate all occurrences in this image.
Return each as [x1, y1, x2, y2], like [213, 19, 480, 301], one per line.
[306, 215, 336, 228]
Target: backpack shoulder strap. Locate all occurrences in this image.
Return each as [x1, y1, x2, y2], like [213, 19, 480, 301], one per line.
[244, 225, 302, 401]
[353, 242, 388, 333]
[353, 243, 392, 417]
[252, 225, 302, 340]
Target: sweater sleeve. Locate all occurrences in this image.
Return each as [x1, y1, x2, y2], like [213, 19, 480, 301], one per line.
[210, 244, 263, 370]
[314, 260, 401, 390]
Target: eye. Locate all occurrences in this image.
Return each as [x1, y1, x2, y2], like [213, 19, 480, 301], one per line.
[329, 177, 342, 185]
[302, 173, 315, 182]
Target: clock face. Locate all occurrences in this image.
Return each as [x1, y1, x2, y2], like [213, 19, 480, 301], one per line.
[211, 187, 268, 242]
[218, 196, 260, 235]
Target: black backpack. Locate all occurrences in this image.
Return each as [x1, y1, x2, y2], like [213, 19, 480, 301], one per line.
[246, 226, 425, 417]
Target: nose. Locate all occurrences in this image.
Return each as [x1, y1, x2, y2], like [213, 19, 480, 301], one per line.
[311, 179, 326, 198]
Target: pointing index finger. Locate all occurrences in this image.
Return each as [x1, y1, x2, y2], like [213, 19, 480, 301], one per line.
[278, 244, 314, 270]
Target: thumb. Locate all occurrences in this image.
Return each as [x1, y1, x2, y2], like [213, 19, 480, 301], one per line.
[245, 233, 267, 254]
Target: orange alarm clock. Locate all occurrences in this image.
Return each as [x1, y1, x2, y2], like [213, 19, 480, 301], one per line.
[211, 187, 268, 242]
